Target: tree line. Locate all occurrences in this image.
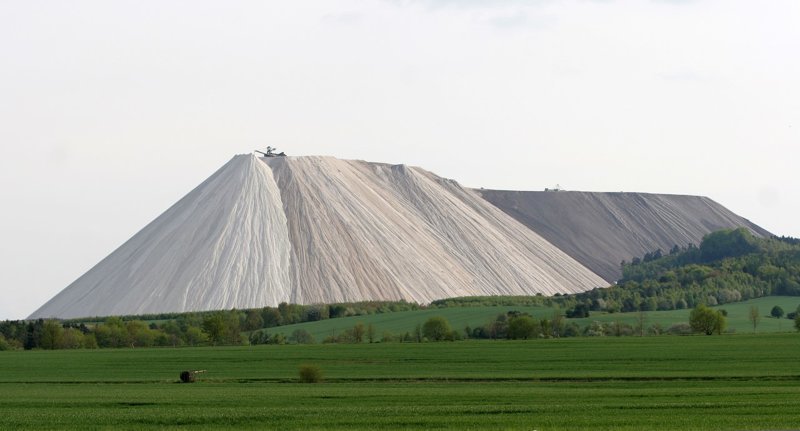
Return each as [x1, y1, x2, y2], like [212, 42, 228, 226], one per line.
[0, 300, 418, 350]
[4, 229, 800, 350]
[559, 229, 800, 317]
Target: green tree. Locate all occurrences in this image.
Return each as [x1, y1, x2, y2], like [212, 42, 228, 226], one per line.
[0, 334, 12, 351]
[414, 323, 423, 342]
[698, 228, 758, 262]
[278, 302, 303, 324]
[126, 320, 155, 348]
[771, 305, 785, 319]
[160, 321, 184, 347]
[268, 333, 287, 345]
[422, 316, 452, 341]
[59, 328, 84, 349]
[243, 310, 264, 331]
[184, 326, 207, 346]
[40, 320, 64, 350]
[367, 323, 375, 343]
[689, 304, 726, 335]
[507, 316, 537, 339]
[261, 308, 282, 327]
[749, 305, 760, 333]
[351, 323, 365, 343]
[635, 311, 647, 337]
[201, 313, 226, 345]
[795, 313, 800, 332]
[222, 311, 243, 345]
[489, 314, 509, 339]
[540, 318, 552, 338]
[92, 317, 128, 348]
[551, 308, 564, 338]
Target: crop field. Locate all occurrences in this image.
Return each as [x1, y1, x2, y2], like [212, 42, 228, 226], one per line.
[1, 333, 800, 430]
[571, 296, 800, 332]
[267, 296, 800, 341]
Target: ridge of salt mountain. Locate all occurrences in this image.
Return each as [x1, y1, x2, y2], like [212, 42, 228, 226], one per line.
[478, 189, 772, 282]
[30, 155, 606, 319]
[265, 156, 606, 304]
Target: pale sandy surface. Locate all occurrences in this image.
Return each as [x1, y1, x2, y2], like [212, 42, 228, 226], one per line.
[267, 156, 605, 305]
[31, 155, 605, 319]
[478, 190, 771, 282]
[30, 155, 292, 319]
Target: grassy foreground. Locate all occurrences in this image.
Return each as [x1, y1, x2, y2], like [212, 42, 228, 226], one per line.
[1, 334, 799, 430]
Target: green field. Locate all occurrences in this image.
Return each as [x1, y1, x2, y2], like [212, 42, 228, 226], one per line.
[2, 334, 800, 430]
[571, 296, 800, 332]
[266, 296, 800, 341]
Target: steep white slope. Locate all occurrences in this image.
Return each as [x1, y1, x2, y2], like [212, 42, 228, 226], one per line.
[266, 157, 606, 304]
[30, 155, 292, 319]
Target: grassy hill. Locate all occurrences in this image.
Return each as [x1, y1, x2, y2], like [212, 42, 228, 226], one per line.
[263, 305, 553, 342]
[261, 295, 800, 342]
[569, 295, 798, 332]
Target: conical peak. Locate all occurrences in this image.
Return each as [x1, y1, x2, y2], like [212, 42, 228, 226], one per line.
[214, 153, 264, 176]
[29, 152, 293, 319]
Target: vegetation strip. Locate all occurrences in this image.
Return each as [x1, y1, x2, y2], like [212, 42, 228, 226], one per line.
[7, 375, 800, 385]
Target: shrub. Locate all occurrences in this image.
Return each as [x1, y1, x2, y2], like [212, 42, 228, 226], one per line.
[689, 304, 726, 335]
[289, 329, 315, 344]
[298, 365, 323, 383]
[422, 317, 452, 341]
[610, 321, 634, 337]
[565, 304, 590, 318]
[507, 316, 538, 339]
[666, 323, 693, 335]
[584, 321, 607, 337]
[249, 331, 286, 345]
[563, 322, 581, 337]
[269, 333, 287, 345]
[0, 334, 11, 351]
[648, 323, 664, 336]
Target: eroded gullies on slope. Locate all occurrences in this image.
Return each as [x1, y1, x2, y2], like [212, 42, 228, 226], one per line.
[478, 189, 771, 282]
[31, 153, 768, 319]
[30, 155, 293, 318]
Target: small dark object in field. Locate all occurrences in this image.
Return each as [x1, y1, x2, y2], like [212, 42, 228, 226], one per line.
[179, 369, 206, 383]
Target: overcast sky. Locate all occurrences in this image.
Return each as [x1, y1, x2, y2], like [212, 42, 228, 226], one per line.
[1, 0, 798, 320]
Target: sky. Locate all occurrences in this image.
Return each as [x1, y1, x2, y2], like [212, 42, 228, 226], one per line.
[1, 0, 798, 320]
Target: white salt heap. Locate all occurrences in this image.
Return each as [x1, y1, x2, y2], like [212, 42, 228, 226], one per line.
[31, 154, 607, 318]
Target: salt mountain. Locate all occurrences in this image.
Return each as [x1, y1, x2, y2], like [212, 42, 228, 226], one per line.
[479, 190, 770, 282]
[30, 155, 604, 318]
[30, 155, 768, 319]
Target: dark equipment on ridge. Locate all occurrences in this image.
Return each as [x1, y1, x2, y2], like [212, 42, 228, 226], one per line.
[179, 369, 207, 383]
[255, 146, 286, 157]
